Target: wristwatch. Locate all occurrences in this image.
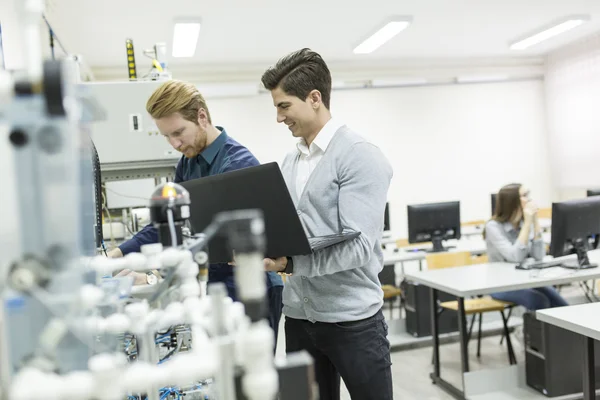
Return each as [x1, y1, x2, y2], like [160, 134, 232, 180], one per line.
[146, 271, 158, 285]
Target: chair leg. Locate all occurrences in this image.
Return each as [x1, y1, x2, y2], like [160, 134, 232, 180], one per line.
[477, 313, 483, 358]
[500, 310, 517, 365]
[467, 313, 476, 344]
[500, 307, 514, 345]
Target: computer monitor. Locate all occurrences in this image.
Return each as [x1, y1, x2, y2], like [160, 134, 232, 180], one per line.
[384, 202, 391, 232]
[491, 193, 497, 216]
[549, 197, 600, 269]
[407, 201, 461, 252]
[587, 189, 600, 197]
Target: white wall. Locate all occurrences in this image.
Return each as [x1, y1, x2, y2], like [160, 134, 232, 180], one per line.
[0, 0, 24, 70]
[206, 79, 553, 238]
[0, 1, 53, 71]
[545, 33, 600, 198]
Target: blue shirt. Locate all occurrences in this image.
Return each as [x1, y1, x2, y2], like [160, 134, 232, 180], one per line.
[119, 127, 283, 299]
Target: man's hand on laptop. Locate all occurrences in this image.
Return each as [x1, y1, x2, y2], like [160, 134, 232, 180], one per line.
[264, 257, 287, 272]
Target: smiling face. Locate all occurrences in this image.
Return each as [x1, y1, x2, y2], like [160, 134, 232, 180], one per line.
[155, 112, 208, 158]
[270, 86, 322, 141]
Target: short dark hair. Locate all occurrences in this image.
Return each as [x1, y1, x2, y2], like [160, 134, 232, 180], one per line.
[261, 48, 332, 109]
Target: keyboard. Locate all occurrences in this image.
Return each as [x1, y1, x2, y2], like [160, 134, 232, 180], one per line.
[516, 259, 565, 270]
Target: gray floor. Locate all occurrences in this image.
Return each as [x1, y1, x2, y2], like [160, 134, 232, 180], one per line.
[275, 284, 594, 400]
[276, 315, 526, 400]
[339, 335, 524, 400]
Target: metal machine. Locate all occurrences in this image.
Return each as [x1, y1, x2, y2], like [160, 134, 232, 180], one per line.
[0, 1, 315, 399]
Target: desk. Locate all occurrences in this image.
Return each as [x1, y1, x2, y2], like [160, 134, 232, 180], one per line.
[382, 239, 487, 276]
[461, 219, 552, 239]
[537, 303, 600, 400]
[404, 249, 600, 400]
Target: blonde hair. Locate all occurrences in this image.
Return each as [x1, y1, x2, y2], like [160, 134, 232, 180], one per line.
[146, 80, 212, 124]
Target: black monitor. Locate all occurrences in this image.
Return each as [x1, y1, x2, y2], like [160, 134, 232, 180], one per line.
[587, 189, 600, 197]
[491, 193, 497, 216]
[384, 202, 391, 232]
[549, 197, 600, 269]
[407, 201, 461, 252]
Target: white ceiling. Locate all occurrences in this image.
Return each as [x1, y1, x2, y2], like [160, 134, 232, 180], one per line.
[44, 0, 600, 76]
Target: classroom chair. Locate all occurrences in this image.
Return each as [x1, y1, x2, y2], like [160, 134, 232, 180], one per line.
[426, 251, 517, 365]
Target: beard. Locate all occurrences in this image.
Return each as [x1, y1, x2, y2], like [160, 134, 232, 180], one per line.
[181, 128, 208, 158]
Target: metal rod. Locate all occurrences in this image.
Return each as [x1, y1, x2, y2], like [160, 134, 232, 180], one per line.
[430, 288, 441, 378]
[457, 298, 470, 374]
[500, 310, 516, 365]
[430, 375, 467, 400]
[582, 337, 596, 400]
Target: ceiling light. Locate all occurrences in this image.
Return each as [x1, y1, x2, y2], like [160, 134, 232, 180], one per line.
[455, 75, 509, 84]
[509, 15, 590, 50]
[353, 17, 412, 54]
[172, 21, 201, 57]
[371, 78, 428, 87]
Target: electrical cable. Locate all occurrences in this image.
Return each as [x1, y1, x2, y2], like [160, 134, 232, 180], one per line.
[41, 15, 69, 56]
[102, 185, 149, 201]
[90, 139, 105, 250]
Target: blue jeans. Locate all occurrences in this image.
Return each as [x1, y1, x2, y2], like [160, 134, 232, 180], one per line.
[491, 286, 568, 311]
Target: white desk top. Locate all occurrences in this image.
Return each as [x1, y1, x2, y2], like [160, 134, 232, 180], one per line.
[536, 303, 600, 342]
[404, 249, 600, 298]
[383, 239, 487, 265]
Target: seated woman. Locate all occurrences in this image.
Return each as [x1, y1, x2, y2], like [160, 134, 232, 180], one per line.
[484, 183, 568, 310]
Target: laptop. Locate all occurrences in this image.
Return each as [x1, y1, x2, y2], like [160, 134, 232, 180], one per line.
[179, 162, 360, 264]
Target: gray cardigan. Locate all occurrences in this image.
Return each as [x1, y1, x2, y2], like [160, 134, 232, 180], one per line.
[281, 125, 393, 323]
[485, 219, 545, 263]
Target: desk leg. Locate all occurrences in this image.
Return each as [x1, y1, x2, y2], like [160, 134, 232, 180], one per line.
[583, 337, 595, 400]
[430, 288, 440, 378]
[429, 288, 467, 400]
[458, 298, 470, 374]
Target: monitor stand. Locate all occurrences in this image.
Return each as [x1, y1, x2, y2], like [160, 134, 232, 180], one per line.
[427, 236, 447, 253]
[562, 239, 598, 270]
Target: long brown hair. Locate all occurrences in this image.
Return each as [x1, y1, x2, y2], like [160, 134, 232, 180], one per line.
[484, 183, 523, 238]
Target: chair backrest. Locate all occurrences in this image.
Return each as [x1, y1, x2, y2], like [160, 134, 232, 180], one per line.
[396, 238, 409, 248]
[471, 254, 489, 265]
[461, 219, 486, 228]
[538, 208, 552, 219]
[425, 251, 472, 270]
[395, 238, 432, 249]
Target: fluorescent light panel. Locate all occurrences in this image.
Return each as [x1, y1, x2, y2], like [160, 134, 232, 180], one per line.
[510, 16, 590, 50]
[456, 75, 509, 83]
[172, 22, 201, 57]
[371, 78, 428, 87]
[354, 17, 412, 54]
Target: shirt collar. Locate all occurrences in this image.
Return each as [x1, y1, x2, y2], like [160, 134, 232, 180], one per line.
[502, 220, 522, 234]
[296, 118, 344, 155]
[200, 126, 227, 165]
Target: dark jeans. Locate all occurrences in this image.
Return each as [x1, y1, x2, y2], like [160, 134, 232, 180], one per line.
[285, 309, 393, 400]
[491, 286, 568, 311]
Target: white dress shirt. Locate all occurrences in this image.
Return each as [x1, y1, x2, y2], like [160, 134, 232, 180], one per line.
[295, 118, 344, 197]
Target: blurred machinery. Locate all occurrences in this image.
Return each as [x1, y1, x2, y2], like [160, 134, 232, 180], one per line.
[0, 1, 316, 399]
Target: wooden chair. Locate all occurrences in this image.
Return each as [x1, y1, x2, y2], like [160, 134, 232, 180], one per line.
[538, 208, 552, 219]
[461, 219, 487, 228]
[396, 238, 409, 248]
[426, 251, 517, 364]
[382, 285, 403, 319]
